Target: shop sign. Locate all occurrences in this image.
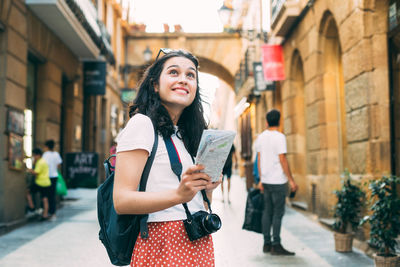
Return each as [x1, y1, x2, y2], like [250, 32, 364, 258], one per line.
[253, 62, 275, 93]
[65, 152, 98, 187]
[83, 61, 106, 95]
[6, 108, 24, 136]
[261, 44, 285, 81]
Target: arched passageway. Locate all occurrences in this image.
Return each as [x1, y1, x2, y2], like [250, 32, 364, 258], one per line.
[286, 50, 307, 204]
[125, 33, 242, 91]
[315, 12, 346, 216]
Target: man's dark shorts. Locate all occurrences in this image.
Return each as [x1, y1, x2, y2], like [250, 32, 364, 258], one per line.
[30, 183, 50, 198]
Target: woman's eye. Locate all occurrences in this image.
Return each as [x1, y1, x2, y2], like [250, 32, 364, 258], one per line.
[169, 70, 178, 75]
[187, 72, 195, 78]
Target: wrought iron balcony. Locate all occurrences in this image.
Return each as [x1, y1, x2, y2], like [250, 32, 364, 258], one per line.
[270, 0, 301, 37]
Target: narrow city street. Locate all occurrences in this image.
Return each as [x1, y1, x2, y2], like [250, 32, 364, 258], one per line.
[0, 175, 373, 267]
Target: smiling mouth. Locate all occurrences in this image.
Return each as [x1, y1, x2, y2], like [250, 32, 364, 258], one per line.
[172, 87, 189, 94]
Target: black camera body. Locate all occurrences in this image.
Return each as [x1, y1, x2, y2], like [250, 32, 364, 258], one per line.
[183, 210, 222, 241]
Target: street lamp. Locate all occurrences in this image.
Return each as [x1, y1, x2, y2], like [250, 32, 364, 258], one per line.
[143, 46, 152, 63]
[218, 1, 233, 32]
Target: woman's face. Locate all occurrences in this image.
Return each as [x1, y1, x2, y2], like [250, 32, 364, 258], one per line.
[155, 56, 197, 114]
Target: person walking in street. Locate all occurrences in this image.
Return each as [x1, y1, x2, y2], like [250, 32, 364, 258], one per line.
[42, 139, 62, 220]
[113, 49, 221, 266]
[255, 109, 298, 256]
[221, 144, 237, 203]
[26, 148, 51, 220]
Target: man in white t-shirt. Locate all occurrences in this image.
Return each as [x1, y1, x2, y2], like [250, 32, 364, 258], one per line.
[255, 109, 298, 256]
[43, 140, 63, 220]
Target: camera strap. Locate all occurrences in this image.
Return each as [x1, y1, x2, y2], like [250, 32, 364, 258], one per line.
[164, 136, 214, 221]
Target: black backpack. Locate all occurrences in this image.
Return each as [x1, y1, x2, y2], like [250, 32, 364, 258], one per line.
[97, 132, 158, 266]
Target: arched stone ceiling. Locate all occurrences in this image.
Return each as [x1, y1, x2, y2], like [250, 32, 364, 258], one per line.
[126, 32, 243, 89]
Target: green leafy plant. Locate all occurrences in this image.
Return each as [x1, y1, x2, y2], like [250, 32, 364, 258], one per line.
[361, 175, 400, 257]
[332, 171, 365, 233]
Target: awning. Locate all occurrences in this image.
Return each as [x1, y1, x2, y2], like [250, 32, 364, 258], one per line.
[26, 0, 114, 64]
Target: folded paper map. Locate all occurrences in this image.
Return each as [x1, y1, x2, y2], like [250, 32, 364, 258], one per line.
[195, 129, 236, 182]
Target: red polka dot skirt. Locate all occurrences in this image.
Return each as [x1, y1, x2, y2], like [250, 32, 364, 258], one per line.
[131, 220, 215, 266]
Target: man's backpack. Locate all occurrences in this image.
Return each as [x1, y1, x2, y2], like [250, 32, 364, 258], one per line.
[97, 131, 158, 266]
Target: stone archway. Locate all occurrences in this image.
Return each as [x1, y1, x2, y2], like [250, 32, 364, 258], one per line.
[125, 33, 242, 90]
[286, 50, 307, 204]
[316, 11, 346, 216]
[320, 13, 347, 173]
[197, 56, 234, 87]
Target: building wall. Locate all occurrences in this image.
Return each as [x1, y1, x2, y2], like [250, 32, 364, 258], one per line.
[0, 0, 30, 224]
[27, 11, 82, 150]
[0, 0, 86, 225]
[0, 0, 128, 227]
[277, 0, 390, 216]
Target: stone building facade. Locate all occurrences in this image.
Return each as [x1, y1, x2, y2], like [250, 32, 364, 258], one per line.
[273, 0, 392, 217]
[0, 0, 128, 230]
[255, 0, 393, 217]
[232, 0, 397, 220]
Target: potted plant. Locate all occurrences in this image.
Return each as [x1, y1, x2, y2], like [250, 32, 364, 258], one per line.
[332, 170, 365, 252]
[361, 175, 400, 267]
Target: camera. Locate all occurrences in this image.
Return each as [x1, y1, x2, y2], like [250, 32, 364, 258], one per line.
[183, 210, 222, 241]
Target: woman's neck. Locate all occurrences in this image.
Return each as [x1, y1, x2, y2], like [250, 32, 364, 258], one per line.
[163, 104, 182, 125]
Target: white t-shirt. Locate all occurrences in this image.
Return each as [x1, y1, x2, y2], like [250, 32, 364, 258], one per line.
[116, 114, 205, 222]
[42, 151, 62, 178]
[255, 130, 287, 184]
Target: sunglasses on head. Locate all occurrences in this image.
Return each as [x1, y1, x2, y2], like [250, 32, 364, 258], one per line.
[155, 48, 174, 61]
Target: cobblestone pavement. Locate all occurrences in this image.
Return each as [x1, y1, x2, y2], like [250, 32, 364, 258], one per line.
[0, 174, 373, 267]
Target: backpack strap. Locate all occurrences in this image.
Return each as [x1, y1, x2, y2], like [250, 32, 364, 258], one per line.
[164, 136, 214, 219]
[104, 155, 115, 178]
[139, 126, 158, 239]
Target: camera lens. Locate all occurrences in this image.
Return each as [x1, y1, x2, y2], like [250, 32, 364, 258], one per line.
[202, 214, 222, 233]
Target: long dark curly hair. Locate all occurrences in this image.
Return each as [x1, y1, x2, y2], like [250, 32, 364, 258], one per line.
[129, 49, 207, 157]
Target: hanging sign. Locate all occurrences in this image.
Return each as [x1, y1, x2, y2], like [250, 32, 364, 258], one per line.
[83, 61, 106, 95]
[261, 44, 285, 81]
[65, 152, 98, 187]
[253, 62, 275, 93]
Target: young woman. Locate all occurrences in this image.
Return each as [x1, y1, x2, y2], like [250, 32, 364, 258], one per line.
[114, 49, 221, 266]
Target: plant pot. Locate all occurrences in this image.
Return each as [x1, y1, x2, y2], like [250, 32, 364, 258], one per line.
[374, 254, 400, 267]
[333, 232, 353, 252]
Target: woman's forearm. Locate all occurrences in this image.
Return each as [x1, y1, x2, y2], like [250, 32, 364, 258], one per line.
[113, 189, 182, 215]
[114, 150, 214, 215]
[114, 150, 184, 215]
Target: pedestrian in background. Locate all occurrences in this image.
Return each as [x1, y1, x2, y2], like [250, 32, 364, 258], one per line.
[26, 148, 51, 220]
[42, 140, 62, 220]
[255, 109, 298, 255]
[221, 144, 237, 203]
[113, 49, 221, 266]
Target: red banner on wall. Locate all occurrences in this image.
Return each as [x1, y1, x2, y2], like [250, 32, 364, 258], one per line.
[261, 44, 285, 81]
